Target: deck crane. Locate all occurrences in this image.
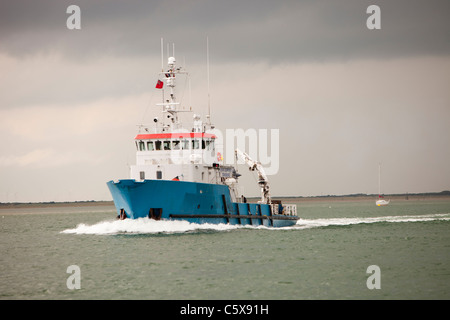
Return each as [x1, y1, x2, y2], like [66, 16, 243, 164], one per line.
[235, 149, 271, 205]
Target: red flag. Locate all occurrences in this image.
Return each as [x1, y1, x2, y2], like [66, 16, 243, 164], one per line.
[155, 80, 164, 89]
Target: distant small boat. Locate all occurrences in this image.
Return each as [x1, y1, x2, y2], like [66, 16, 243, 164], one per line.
[376, 196, 390, 207]
[376, 163, 390, 206]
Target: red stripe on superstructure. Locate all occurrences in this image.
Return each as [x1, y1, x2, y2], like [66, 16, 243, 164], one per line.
[134, 133, 217, 140]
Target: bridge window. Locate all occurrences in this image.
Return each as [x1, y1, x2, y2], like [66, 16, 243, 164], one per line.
[147, 141, 154, 151]
[139, 141, 145, 151]
[192, 139, 200, 150]
[182, 139, 190, 150]
[202, 139, 206, 149]
[173, 140, 180, 150]
[163, 140, 171, 150]
[155, 140, 162, 150]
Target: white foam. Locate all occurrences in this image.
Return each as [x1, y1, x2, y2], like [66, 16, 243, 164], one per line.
[61, 213, 450, 235]
[61, 218, 245, 235]
[294, 213, 450, 230]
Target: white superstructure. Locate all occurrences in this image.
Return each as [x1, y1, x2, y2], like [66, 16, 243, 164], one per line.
[129, 47, 242, 202]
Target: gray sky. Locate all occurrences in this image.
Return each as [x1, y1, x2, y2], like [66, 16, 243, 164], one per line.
[1, 0, 449, 202]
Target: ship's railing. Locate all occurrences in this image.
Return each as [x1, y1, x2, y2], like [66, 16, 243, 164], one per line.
[282, 204, 297, 216]
[270, 204, 279, 215]
[270, 203, 297, 216]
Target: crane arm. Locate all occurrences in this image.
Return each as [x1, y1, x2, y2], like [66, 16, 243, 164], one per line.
[235, 149, 271, 204]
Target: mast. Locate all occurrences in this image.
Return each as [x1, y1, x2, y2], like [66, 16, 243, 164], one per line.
[378, 162, 381, 197]
[154, 40, 213, 133]
[155, 42, 191, 132]
[206, 36, 211, 125]
[160, 37, 164, 72]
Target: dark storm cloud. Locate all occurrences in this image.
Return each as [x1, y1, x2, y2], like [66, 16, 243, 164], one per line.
[1, 0, 449, 63]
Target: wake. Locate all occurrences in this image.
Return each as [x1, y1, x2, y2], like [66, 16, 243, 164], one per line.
[61, 218, 244, 235]
[61, 213, 450, 235]
[294, 213, 450, 230]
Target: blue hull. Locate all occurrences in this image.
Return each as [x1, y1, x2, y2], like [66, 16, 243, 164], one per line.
[106, 179, 298, 228]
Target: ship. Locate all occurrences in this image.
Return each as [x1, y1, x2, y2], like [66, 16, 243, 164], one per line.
[107, 42, 299, 227]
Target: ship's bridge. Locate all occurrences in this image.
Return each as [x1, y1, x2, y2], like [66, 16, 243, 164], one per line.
[130, 131, 225, 185]
[134, 132, 216, 153]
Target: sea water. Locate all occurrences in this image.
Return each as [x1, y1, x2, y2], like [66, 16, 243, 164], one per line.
[1, 199, 449, 300]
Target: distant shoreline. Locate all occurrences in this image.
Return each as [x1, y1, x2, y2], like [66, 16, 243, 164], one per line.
[1, 191, 449, 209]
[0, 200, 114, 209]
[271, 193, 450, 203]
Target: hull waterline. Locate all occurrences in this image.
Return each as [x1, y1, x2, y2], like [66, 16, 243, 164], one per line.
[107, 179, 299, 227]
